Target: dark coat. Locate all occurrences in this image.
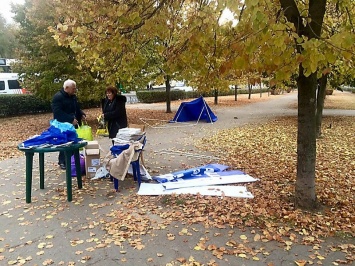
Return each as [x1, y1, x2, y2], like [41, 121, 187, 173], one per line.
[51, 88, 84, 125]
[102, 95, 128, 138]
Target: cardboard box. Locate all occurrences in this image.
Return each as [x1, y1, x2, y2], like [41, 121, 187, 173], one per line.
[84, 141, 100, 178]
[85, 140, 99, 149]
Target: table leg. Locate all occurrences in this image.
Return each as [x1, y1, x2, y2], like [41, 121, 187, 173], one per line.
[39, 153, 45, 189]
[73, 149, 83, 189]
[64, 151, 72, 202]
[25, 152, 34, 203]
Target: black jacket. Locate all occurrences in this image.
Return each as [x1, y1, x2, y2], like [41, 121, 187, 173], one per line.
[102, 95, 128, 138]
[51, 88, 84, 125]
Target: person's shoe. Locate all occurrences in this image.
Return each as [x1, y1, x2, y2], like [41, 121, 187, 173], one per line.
[59, 163, 66, 170]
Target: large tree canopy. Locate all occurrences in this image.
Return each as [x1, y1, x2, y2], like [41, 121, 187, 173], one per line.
[12, 0, 104, 101]
[0, 14, 20, 59]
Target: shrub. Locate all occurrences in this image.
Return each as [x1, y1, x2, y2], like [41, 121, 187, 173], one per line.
[136, 90, 196, 103]
[0, 95, 51, 117]
[0, 94, 100, 117]
[136, 88, 270, 103]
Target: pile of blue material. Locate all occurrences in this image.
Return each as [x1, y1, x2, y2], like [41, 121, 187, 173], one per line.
[21, 119, 80, 148]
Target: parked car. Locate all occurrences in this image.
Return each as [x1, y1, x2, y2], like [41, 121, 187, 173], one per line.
[0, 73, 28, 95]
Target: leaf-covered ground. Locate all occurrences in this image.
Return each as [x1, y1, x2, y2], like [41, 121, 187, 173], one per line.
[102, 92, 354, 265]
[102, 117, 354, 264]
[196, 116, 354, 238]
[0, 91, 354, 265]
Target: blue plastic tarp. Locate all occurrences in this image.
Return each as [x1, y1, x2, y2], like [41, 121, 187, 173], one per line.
[21, 120, 80, 148]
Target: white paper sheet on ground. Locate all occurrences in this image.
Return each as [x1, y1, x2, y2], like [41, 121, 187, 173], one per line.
[162, 173, 258, 190]
[137, 183, 254, 198]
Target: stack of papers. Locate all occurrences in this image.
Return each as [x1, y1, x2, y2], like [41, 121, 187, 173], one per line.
[118, 128, 142, 135]
[113, 128, 145, 144]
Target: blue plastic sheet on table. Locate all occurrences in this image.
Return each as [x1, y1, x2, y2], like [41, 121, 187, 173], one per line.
[152, 163, 230, 183]
[21, 125, 80, 148]
[50, 119, 76, 132]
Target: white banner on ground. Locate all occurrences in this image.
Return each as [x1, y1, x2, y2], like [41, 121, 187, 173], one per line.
[162, 173, 258, 190]
[137, 183, 254, 198]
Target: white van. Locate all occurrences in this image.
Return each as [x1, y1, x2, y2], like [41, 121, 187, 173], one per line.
[0, 73, 27, 95]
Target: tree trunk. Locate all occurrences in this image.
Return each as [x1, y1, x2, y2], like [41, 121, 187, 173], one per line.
[248, 82, 251, 99]
[295, 68, 318, 209]
[234, 85, 238, 101]
[214, 88, 218, 105]
[280, 0, 326, 210]
[316, 74, 328, 138]
[165, 75, 171, 113]
[259, 82, 262, 98]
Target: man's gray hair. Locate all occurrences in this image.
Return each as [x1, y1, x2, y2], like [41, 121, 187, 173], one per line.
[63, 79, 76, 89]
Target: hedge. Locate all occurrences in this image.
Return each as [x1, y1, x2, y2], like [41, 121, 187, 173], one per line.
[0, 95, 100, 118]
[135, 88, 271, 103]
[0, 95, 52, 117]
[0, 88, 272, 117]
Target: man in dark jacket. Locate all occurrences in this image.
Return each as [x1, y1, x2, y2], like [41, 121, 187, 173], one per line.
[52, 79, 86, 169]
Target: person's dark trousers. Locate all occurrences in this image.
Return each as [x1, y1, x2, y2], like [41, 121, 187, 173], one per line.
[58, 150, 74, 169]
[58, 151, 66, 166]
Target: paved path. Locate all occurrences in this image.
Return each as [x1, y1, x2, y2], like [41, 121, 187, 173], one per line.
[0, 91, 353, 266]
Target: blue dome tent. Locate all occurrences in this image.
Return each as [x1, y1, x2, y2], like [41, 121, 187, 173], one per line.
[170, 96, 217, 123]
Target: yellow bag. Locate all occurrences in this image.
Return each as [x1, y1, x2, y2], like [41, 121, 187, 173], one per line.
[96, 114, 109, 136]
[76, 122, 93, 141]
[96, 128, 109, 136]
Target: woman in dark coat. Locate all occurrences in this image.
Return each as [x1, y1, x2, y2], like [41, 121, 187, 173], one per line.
[102, 86, 128, 139]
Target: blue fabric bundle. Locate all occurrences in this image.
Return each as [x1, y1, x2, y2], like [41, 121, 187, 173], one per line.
[170, 163, 229, 179]
[21, 120, 80, 148]
[110, 144, 130, 157]
[152, 164, 231, 183]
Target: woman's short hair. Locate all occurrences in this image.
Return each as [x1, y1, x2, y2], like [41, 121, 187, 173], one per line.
[106, 86, 118, 96]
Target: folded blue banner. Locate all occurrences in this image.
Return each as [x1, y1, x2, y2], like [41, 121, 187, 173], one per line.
[153, 163, 231, 183]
